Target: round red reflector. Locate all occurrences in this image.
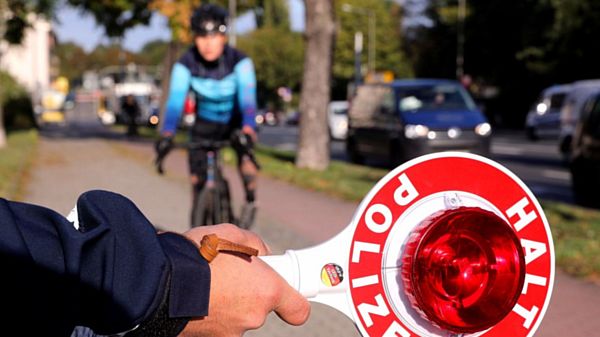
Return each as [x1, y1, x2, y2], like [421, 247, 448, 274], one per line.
[402, 207, 525, 333]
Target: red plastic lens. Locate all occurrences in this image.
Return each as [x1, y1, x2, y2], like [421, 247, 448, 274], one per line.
[402, 207, 525, 333]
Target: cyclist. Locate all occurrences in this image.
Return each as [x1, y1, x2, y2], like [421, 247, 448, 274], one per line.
[156, 3, 259, 228]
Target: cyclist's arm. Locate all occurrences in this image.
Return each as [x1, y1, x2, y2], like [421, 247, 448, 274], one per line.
[0, 190, 210, 336]
[234, 58, 257, 130]
[162, 62, 193, 136]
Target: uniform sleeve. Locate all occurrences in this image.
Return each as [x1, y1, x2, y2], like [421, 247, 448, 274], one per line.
[234, 57, 258, 129]
[162, 62, 192, 135]
[0, 190, 210, 336]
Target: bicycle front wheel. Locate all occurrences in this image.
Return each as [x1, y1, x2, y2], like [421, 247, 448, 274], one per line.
[191, 187, 214, 228]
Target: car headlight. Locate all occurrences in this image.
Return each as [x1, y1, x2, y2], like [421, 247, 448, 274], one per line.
[536, 102, 548, 115]
[475, 122, 492, 136]
[405, 124, 429, 139]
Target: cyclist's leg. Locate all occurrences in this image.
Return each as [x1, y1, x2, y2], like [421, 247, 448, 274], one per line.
[235, 146, 258, 229]
[188, 144, 209, 227]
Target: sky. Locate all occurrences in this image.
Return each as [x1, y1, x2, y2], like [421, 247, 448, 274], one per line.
[53, 0, 305, 52]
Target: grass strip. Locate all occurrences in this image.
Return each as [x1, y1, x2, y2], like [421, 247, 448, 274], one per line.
[0, 130, 38, 200]
[542, 201, 600, 282]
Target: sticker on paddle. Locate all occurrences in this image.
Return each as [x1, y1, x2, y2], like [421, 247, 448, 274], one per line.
[261, 152, 554, 337]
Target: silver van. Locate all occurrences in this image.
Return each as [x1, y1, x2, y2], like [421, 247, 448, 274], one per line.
[525, 84, 571, 140]
[559, 79, 600, 160]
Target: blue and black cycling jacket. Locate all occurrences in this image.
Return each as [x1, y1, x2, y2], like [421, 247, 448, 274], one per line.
[161, 45, 257, 134]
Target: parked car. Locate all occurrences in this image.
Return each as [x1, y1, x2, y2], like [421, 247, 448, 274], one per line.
[570, 92, 600, 208]
[328, 101, 349, 140]
[346, 79, 491, 165]
[558, 79, 600, 160]
[286, 110, 301, 126]
[525, 84, 571, 140]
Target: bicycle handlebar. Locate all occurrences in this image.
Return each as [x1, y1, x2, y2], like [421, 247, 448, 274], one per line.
[154, 135, 260, 175]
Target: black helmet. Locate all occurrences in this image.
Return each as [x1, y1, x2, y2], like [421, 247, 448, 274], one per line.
[191, 3, 228, 36]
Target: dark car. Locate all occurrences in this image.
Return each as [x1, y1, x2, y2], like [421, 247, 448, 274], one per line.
[570, 92, 600, 208]
[346, 79, 491, 165]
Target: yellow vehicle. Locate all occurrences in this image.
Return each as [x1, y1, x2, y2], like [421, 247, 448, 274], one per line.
[35, 76, 71, 125]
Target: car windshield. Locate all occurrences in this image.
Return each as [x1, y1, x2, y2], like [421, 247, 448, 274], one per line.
[332, 107, 347, 115]
[397, 84, 476, 112]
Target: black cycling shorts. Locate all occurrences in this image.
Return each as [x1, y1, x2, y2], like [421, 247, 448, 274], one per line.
[188, 118, 232, 178]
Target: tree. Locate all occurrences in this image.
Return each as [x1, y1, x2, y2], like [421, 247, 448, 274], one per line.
[238, 27, 304, 109]
[334, 0, 411, 80]
[54, 42, 89, 82]
[66, 0, 152, 39]
[138, 39, 169, 66]
[0, 0, 56, 148]
[295, 0, 335, 170]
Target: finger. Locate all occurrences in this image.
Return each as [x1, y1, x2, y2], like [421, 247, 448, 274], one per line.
[273, 281, 311, 326]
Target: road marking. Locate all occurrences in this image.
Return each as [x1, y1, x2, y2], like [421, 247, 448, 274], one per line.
[541, 169, 570, 181]
[492, 145, 524, 156]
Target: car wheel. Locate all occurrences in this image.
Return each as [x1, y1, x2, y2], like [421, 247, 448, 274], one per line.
[346, 137, 364, 164]
[389, 141, 404, 167]
[526, 127, 539, 141]
[571, 157, 600, 208]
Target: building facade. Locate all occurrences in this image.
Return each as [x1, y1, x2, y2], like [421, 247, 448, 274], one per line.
[0, 15, 52, 93]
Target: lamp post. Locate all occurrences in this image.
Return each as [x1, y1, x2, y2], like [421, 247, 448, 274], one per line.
[228, 0, 237, 47]
[342, 4, 376, 74]
[456, 0, 466, 79]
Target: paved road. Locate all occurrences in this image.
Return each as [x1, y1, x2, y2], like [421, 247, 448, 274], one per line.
[258, 125, 573, 204]
[21, 105, 600, 337]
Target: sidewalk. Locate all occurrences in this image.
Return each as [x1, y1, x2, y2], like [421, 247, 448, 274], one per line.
[24, 124, 600, 337]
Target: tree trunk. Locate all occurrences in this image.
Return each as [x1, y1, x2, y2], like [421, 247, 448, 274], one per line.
[295, 0, 335, 170]
[0, 104, 6, 149]
[0, 59, 6, 148]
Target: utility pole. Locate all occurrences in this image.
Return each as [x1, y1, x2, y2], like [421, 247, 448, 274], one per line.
[354, 31, 363, 87]
[229, 0, 237, 47]
[342, 4, 376, 74]
[456, 0, 466, 79]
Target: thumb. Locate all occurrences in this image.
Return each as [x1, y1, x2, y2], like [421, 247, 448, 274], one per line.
[273, 282, 311, 326]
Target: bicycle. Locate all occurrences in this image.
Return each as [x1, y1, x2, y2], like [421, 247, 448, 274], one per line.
[154, 131, 260, 229]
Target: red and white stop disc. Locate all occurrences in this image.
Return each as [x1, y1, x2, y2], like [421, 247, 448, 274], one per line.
[347, 152, 554, 337]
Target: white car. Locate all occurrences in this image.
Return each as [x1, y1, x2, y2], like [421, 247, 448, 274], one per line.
[328, 101, 349, 140]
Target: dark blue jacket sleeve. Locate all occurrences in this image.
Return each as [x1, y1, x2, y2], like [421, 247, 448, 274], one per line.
[0, 190, 210, 336]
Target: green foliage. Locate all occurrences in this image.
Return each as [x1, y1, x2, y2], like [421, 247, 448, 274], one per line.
[0, 129, 38, 200]
[407, 0, 600, 127]
[53, 42, 89, 83]
[334, 0, 412, 81]
[139, 39, 169, 66]
[0, 70, 26, 105]
[237, 27, 304, 108]
[2, 0, 56, 44]
[0, 71, 35, 130]
[66, 0, 152, 38]
[256, 0, 290, 29]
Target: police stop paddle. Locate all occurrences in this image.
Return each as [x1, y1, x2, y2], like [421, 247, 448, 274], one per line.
[261, 152, 554, 337]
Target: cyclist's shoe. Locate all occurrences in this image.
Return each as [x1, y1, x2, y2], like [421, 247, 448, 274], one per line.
[239, 201, 257, 229]
[154, 136, 174, 174]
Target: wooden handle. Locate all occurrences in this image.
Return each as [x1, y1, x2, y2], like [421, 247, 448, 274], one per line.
[199, 234, 259, 262]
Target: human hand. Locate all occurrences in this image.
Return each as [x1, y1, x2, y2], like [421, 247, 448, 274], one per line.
[242, 125, 257, 143]
[181, 224, 310, 337]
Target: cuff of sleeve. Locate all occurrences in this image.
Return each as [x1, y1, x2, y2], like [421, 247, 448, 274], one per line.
[158, 232, 211, 318]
